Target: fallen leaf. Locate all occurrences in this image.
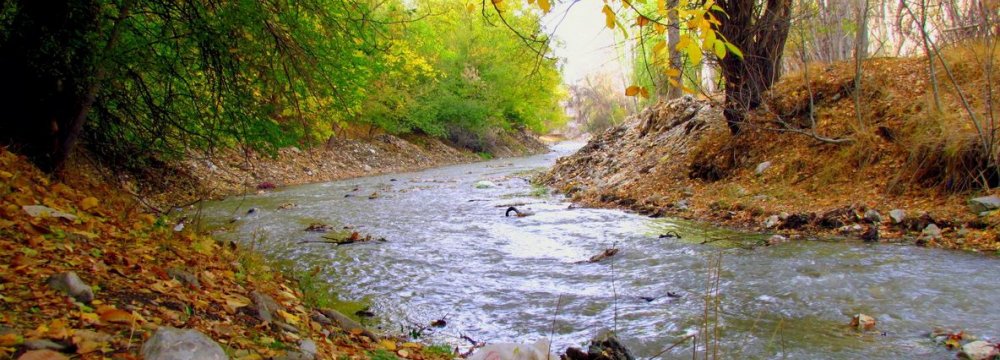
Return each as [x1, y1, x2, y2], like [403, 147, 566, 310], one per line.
[0, 333, 22, 347]
[79, 197, 99, 211]
[98, 309, 133, 324]
[380, 339, 397, 351]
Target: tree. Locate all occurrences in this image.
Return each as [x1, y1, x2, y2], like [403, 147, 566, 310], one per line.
[714, 0, 794, 134]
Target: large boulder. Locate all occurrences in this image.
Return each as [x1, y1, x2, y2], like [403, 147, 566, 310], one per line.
[141, 327, 227, 360]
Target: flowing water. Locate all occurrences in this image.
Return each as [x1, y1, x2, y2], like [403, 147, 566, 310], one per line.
[198, 143, 999, 359]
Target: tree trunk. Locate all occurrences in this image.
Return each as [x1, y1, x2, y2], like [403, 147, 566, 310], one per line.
[715, 0, 794, 134]
[666, 0, 684, 99]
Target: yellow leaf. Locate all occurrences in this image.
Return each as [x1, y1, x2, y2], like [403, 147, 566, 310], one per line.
[223, 294, 251, 313]
[625, 85, 641, 96]
[654, 23, 666, 34]
[79, 197, 99, 211]
[639, 87, 650, 98]
[380, 339, 397, 351]
[538, 0, 551, 13]
[602, 5, 616, 29]
[276, 310, 300, 325]
[401, 342, 422, 349]
[467, 3, 476, 12]
[0, 333, 22, 347]
[664, 68, 681, 77]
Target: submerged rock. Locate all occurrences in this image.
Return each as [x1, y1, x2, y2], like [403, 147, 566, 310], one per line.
[960, 340, 999, 360]
[588, 248, 620, 263]
[46, 272, 93, 303]
[474, 180, 498, 189]
[767, 235, 788, 246]
[850, 314, 876, 331]
[141, 327, 227, 360]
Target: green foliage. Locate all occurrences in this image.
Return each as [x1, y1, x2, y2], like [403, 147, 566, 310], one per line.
[0, 0, 566, 170]
[368, 349, 400, 360]
[424, 344, 454, 357]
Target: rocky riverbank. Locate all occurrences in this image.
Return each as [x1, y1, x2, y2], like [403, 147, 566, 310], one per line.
[82, 131, 548, 211]
[0, 148, 461, 359]
[541, 87, 1000, 254]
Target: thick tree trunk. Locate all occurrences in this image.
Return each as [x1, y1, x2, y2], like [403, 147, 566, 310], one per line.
[715, 0, 793, 134]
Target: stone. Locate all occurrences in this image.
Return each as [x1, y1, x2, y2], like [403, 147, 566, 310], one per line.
[141, 327, 227, 360]
[779, 213, 810, 229]
[850, 314, 876, 331]
[167, 268, 200, 289]
[46, 272, 94, 303]
[754, 161, 772, 176]
[864, 209, 882, 223]
[23, 339, 68, 352]
[17, 350, 69, 360]
[767, 235, 788, 246]
[968, 196, 1000, 214]
[318, 308, 380, 340]
[889, 209, 906, 224]
[960, 340, 999, 360]
[921, 224, 942, 239]
[673, 199, 689, 211]
[763, 215, 780, 229]
[474, 180, 498, 189]
[587, 332, 634, 360]
[299, 339, 318, 359]
[22, 205, 77, 221]
[250, 291, 282, 323]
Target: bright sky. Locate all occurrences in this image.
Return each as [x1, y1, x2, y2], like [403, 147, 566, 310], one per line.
[541, 1, 628, 86]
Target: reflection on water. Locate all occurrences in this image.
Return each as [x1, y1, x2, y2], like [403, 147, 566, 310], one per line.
[199, 143, 999, 359]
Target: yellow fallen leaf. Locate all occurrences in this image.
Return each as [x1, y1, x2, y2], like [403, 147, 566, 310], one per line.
[0, 333, 22, 347]
[276, 310, 300, 325]
[223, 294, 251, 313]
[79, 197, 99, 211]
[380, 339, 397, 351]
[401, 342, 422, 349]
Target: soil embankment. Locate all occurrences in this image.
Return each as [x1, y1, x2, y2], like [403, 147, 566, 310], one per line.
[93, 131, 548, 210]
[542, 56, 1000, 254]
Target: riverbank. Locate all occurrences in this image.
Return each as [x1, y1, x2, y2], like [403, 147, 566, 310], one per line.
[541, 55, 1000, 254]
[79, 131, 548, 212]
[0, 147, 461, 359]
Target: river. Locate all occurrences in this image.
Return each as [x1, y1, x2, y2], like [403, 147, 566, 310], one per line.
[197, 142, 999, 359]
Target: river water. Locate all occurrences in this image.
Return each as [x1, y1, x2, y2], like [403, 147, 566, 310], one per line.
[198, 143, 998, 359]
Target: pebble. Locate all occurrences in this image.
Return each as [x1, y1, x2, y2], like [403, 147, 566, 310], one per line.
[166, 268, 201, 289]
[46, 271, 94, 303]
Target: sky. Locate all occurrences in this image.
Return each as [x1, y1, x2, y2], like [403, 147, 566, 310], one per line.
[541, 1, 629, 86]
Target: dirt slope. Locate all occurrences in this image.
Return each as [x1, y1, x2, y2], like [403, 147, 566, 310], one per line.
[543, 54, 1000, 254]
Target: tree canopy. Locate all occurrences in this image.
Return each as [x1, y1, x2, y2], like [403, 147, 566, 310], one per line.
[0, 0, 567, 171]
